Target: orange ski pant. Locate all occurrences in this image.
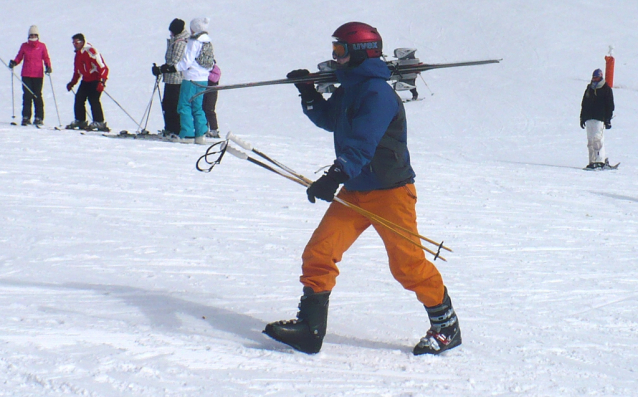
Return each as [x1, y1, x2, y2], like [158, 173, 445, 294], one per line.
[300, 184, 446, 307]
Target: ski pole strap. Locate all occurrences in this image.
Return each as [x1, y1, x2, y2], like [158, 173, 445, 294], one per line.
[196, 140, 228, 172]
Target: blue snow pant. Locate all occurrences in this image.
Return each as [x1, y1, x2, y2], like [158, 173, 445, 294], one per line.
[177, 80, 208, 138]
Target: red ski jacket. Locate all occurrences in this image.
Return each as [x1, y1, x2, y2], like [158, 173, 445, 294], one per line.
[70, 43, 109, 85]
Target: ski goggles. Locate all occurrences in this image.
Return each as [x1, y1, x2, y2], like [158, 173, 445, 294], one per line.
[332, 41, 350, 60]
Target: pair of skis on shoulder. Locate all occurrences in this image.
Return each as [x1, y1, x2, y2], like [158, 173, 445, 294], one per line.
[190, 48, 501, 100]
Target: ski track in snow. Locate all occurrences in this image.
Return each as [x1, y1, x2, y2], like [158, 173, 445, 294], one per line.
[2, 0, 638, 395]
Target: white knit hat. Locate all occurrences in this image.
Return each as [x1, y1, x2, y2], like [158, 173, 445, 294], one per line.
[28, 25, 39, 37]
[190, 17, 209, 34]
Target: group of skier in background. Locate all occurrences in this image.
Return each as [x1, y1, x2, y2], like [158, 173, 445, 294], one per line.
[7, 18, 221, 142]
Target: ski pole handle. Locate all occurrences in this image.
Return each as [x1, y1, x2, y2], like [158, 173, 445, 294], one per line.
[225, 145, 249, 160]
[226, 131, 253, 151]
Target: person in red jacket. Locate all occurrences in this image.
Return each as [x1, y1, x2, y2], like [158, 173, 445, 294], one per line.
[9, 25, 52, 126]
[65, 33, 110, 131]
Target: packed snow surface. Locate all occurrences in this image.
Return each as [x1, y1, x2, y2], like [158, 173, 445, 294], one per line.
[1, 0, 637, 395]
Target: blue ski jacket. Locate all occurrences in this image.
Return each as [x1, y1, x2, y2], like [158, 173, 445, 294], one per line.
[302, 57, 415, 191]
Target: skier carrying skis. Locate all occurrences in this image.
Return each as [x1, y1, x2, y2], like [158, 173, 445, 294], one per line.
[580, 68, 615, 169]
[152, 18, 189, 137]
[159, 17, 214, 144]
[65, 34, 110, 132]
[264, 22, 462, 356]
[8, 25, 52, 126]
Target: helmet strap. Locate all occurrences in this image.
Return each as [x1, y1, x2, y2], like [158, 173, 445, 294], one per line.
[347, 50, 368, 67]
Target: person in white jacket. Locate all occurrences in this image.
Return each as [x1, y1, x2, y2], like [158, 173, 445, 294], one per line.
[160, 17, 214, 144]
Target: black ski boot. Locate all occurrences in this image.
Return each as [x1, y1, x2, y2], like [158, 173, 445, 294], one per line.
[413, 288, 462, 355]
[263, 287, 330, 354]
[86, 121, 110, 132]
[66, 120, 88, 130]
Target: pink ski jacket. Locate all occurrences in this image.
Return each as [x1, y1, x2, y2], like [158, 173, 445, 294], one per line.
[13, 40, 52, 78]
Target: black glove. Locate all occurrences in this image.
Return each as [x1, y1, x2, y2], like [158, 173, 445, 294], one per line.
[287, 69, 319, 101]
[604, 120, 612, 129]
[152, 64, 161, 76]
[306, 163, 349, 203]
[580, 119, 585, 129]
[9, 60, 17, 69]
[160, 64, 177, 74]
[45, 66, 52, 75]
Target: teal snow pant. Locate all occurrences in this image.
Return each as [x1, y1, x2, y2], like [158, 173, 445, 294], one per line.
[177, 80, 208, 138]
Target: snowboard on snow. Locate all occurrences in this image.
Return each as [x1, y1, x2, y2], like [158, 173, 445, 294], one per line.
[583, 162, 620, 171]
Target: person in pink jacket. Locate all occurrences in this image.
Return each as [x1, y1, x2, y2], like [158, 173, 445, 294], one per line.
[203, 63, 221, 138]
[9, 25, 52, 126]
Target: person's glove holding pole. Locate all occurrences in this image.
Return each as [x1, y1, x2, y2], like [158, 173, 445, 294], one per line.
[287, 69, 322, 102]
[306, 162, 349, 203]
[159, 64, 177, 74]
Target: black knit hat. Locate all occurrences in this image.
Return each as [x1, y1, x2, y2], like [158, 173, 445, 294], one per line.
[169, 18, 185, 35]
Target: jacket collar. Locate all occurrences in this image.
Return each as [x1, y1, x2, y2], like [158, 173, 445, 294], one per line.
[335, 58, 390, 88]
[590, 79, 606, 90]
[170, 30, 190, 43]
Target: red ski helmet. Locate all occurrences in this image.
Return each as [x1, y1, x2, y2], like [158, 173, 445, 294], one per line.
[332, 22, 383, 59]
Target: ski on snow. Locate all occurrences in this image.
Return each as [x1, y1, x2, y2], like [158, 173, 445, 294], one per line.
[101, 130, 166, 141]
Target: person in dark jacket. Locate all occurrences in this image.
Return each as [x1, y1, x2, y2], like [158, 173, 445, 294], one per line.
[203, 64, 221, 138]
[152, 18, 189, 137]
[263, 22, 462, 356]
[580, 68, 615, 169]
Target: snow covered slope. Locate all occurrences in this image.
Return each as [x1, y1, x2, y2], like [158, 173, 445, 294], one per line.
[1, 0, 637, 395]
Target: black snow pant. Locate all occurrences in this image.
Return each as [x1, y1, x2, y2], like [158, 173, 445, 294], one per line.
[162, 83, 181, 134]
[22, 77, 44, 121]
[75, 80, 104, 122]
[202, 81, 219, 131]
